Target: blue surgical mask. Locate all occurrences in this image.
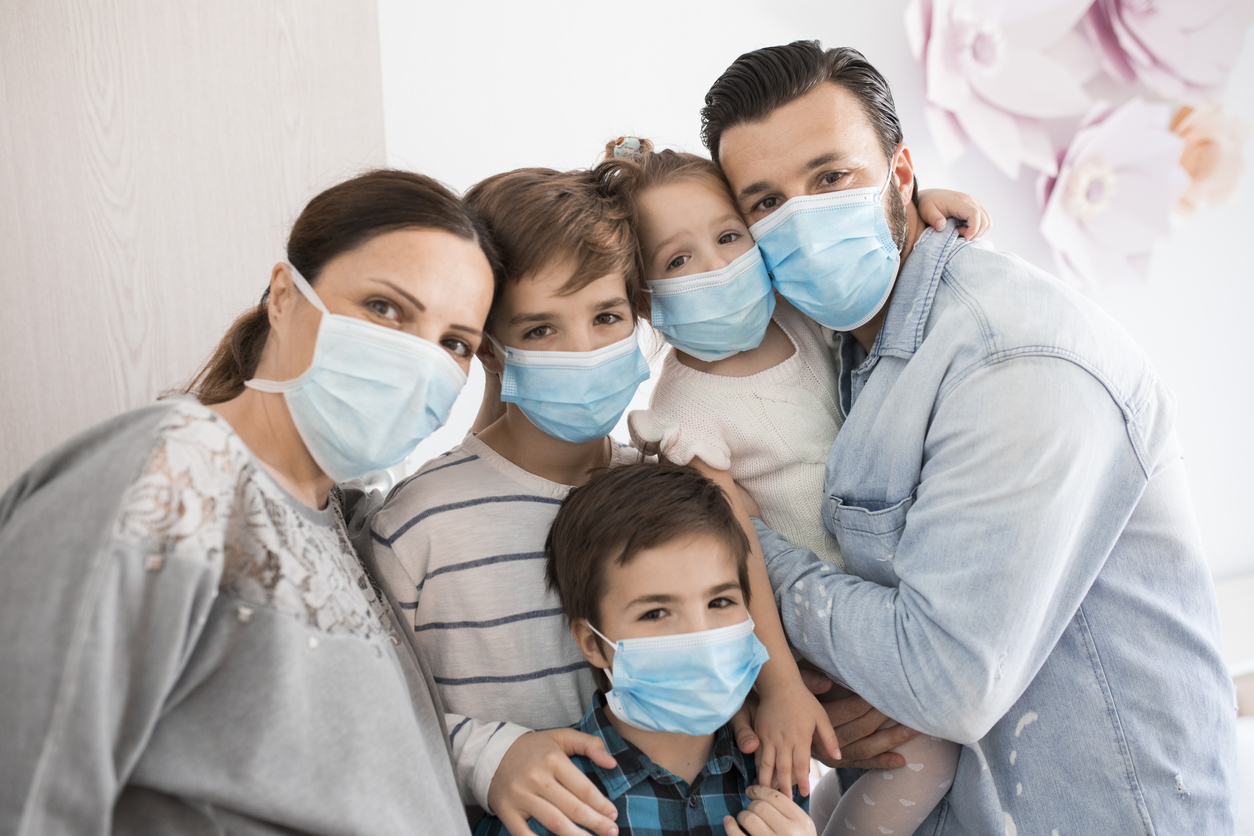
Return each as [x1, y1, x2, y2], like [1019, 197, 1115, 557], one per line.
[492, 330, 650, 444]
[750, 170, 901, 331]
[647, 247, 776, 362]
[245, 262, 466, 482]
[588, 616, 770, 735]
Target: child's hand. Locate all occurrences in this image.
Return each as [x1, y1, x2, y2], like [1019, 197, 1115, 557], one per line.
[917, 188, 991, 241]
[752, 681, 840, 796]
[724, 785, 817, 836]
[488, 729, 620, 836]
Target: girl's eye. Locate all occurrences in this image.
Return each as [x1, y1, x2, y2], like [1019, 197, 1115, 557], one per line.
[594, 312, 623, 326]
[667, 254, 689, 271]
[442, 338, 472, 358]
[718, 231, 741, 246]
[366, 299, 400, 322]
[639, 608, 666, 622]
[524, 325, 554, 340]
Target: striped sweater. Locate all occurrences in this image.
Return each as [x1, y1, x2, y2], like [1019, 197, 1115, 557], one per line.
[370, 433, 639, 811]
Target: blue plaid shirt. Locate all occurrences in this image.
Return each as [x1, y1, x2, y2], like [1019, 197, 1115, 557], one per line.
[474, 692, 806, 836]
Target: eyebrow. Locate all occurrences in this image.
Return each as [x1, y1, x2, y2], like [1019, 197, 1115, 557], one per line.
[735, 152, 853, 204]
[374, 278, 426, 312]
[626, 581, 744, 608]
[509, 297, 630, 326]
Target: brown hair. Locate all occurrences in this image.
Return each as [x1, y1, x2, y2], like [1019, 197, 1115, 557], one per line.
[701, 41, 919, 204]
[184, 169, 500, 404]
[545, 462, 752, 690]
[593, 137, 731, 288]
[463, 167, 639, 331]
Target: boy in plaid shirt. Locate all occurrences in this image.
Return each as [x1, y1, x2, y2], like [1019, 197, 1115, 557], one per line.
[476, 463, 812, 836]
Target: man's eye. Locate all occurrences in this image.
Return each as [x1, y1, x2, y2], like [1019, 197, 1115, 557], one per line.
[442, 338, 471, 358]
[819, 171, 846, 188]
[718, 232, 741, 246]
[753, 196, 780, 214]
[667, 254, 689, 271]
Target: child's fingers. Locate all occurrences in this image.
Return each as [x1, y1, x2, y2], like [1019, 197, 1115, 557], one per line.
[745, 787, 793, 832]
[555, 728, 618, 771]
[723, 815, 748, 836]
[522, 795, 608, 836]
[554, 758, 619, 825]
[790, 744, 810, 796]
[772, 750, 793, 797]
[756, 744, 776, 793]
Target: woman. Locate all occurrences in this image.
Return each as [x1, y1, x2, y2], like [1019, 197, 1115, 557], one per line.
[0, 170, 497, 834]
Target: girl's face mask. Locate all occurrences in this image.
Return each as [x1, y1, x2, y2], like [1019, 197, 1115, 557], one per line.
[246, 262, 467, 482]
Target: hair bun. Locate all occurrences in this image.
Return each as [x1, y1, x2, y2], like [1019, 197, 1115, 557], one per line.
[604, 136, 653, 161]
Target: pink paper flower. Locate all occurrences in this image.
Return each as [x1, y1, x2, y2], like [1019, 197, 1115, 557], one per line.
[905, 0, 1095, 179]
[1082, 0, 1254, 101]
[1038, 98, 1189, 285]
[1170, 103, 1250, 215]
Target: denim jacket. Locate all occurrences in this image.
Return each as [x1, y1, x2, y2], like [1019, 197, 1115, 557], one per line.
[757, 222, 1237, 835]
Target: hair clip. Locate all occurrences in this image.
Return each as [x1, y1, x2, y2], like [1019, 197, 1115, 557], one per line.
[613, 137, 642, 158]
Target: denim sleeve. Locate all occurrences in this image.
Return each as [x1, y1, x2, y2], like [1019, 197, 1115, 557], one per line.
[761, 357, 1148, 743]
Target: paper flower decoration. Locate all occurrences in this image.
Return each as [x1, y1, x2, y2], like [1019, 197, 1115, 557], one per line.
[1038, 98, 1189, 285]
[905, 0, 1095, 179]
[1082, 0, 1254, 102]
[1171, 103, 1250, 215]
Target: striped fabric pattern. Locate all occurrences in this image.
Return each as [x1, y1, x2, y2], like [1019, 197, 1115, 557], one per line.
[369, 434, 638, 807]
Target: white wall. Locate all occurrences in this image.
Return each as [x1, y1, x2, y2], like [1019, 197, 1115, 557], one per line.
[0, 1, 387, 487]
[379, 1, 1254, 579]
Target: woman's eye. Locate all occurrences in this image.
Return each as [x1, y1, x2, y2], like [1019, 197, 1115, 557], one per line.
[718, 231, 741, 246]
[442, 338, 472, 358]
[524, 325, 554, 340]
[594, 312, 623, 326]
[667, 254, 689, 271]
[366, 299, 400, 321]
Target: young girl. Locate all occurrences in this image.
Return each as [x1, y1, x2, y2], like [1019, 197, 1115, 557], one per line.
[597, 137, 986, 836]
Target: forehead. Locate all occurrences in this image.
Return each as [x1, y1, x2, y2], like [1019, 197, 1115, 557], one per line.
[717, 82, 881, 190]
[603, 532, 740, 599]
[497, 260, 628, 310]
[638, 178, 738, 238]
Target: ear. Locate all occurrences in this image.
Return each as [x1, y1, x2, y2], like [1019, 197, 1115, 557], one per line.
[890, 142, 916, 205]
[571, 620, 612, 672]
[476, 332, 504, 375]
[266, 262, 299, 329]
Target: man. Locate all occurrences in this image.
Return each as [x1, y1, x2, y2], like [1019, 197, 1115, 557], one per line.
[703, 40, 1236, 835]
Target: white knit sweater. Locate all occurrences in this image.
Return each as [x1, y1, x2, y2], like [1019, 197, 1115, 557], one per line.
[629, 298, 845, 569]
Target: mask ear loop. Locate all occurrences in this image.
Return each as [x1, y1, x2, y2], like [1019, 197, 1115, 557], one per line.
[585, 622, 618, 684]
[283, 261, 331, 315]
[244, 262, 329, 394]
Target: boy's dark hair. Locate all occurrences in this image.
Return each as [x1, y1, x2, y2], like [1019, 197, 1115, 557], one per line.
[464, 167, 640, 331]
[700, 40, 918, 203]
[545, 463, 752, 690]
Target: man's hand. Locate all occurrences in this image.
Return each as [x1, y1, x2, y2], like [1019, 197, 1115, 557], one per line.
[724, 785, 816, 836]
[487, 729, 620, 836]
[800, 668, 919, 770]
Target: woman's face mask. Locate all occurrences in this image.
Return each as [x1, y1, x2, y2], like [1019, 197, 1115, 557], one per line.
[246, 262, 469, 482]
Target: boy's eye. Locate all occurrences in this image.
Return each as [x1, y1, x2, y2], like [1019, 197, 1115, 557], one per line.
[441, 338, 472, 358]
[366, 298, 400, 322]
[594, 312, 622, 326]
[524, 325, 555, 340]
[667, 254, 690, 271]
[709, 597, 735, 609]
[639, 608, 666, 622]
[718, 231, 741, 246]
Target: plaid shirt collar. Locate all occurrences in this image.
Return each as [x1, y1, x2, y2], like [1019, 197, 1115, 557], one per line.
[577, 691, 751, 800]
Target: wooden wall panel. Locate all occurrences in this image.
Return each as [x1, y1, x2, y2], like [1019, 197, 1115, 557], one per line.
[0, 1, 386, 486]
